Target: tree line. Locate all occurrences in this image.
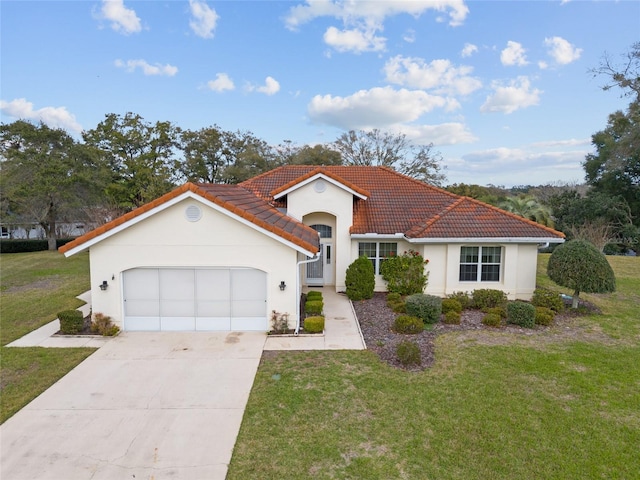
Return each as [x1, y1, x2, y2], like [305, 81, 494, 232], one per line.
[1, 44, 638, 252]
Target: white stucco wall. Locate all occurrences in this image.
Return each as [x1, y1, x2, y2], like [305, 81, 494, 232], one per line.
[87, 198, 301, 329]
[286, 179, 354, 292]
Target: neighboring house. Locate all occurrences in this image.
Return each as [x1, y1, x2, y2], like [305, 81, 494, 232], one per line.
[0, 222, 91, 240]
[60, 166, 565, 332]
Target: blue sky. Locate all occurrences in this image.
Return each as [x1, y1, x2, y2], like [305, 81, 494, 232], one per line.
[1, 0, 639, 187]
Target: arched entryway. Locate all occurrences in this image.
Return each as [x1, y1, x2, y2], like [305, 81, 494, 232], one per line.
[304, 214, 336, 287]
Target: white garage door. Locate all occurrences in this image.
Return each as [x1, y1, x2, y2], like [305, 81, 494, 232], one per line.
[123, 268, 267, 331]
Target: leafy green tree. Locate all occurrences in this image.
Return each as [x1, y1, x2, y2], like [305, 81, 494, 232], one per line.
[179, 125, 227, 183]
[345, 255, 375, 301]
[333, 129, 447, 185]
[221, 130, 280, 183]
[499, 194, 554, 227]
[83, 113, 181, 208]
[0, 121, 109, 249]
[444, 183, 505, 205]
[287, 144, 342, 166]
[547, 239, 616, 309]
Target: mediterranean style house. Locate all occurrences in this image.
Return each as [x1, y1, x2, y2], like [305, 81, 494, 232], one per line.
[60, 166, 565, 332]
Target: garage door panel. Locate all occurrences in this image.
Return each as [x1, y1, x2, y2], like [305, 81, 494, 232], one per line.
[125, 300, 160, 317]
[196, 317, 232, 331]
[125, 317, 161, 331]
[196, 270, 230, 300]
[161, 317, 196, 331]
[124, 269, 159, 300]
[160, 269, 195, 300]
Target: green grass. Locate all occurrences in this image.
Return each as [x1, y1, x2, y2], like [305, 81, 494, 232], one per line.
[0, 251, 95, 424]
[228, 255, 640, 479]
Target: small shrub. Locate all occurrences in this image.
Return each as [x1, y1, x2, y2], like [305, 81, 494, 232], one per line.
[405, 294, 442, 324]
[443, 310, 461, 325]
[442, 298, 462, 314]
[507, 301, 536, 328]
[386, 292, 402, 304]
[535, 307, 555, 326]
[393, 315, 424, 334]
[345, 255, 375, 301]
[532, 288, 564, 313]
[305, 300, 324, 315]
[482, 313, 502, 327]
[380, 250, 429, 296]
[486, 306, 507, 319]
[389, 301, 406, 313]
[270, 311, 290, 333]
[58, 310, 84, 335]
[304, 316, 325, 333]
[472, 289, 507, 310]
[91, 313, 120, 336]
[448, 291, 472, 310]
[306, 291, 323, 300]
[396, 340, 421, 367]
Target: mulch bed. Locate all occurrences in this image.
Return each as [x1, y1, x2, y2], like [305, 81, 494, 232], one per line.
[352, 292, 598, 372]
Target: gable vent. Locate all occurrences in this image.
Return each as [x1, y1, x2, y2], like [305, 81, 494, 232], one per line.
[185, 205, 202, 222]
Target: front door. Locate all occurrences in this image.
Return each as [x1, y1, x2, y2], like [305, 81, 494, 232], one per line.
[306, 243, 333, 286]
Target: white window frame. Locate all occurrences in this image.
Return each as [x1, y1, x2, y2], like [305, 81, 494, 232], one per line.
[358, 242, 397, 275]
[459, 246, 502, 282]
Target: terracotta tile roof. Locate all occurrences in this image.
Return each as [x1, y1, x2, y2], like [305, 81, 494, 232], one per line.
[59, 182, 320, 255]
[269, 167, 371, 198]
[241, 166, 565, 240]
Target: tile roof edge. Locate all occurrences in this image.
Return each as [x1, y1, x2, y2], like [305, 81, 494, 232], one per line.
[405, 196, 466, 237]
[269, 166, 371, 198]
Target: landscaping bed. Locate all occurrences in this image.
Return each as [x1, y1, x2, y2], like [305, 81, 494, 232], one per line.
[353, 292, 600, 372]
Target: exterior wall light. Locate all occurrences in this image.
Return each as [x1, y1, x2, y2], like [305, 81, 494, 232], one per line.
[99, 280, 109, 291]
[279, 281, 286, 291]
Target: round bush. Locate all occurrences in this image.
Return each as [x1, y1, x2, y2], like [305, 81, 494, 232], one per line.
[443, 310, 461, 325]
[535, 307, 554, 326]
[305, 300, 323, 315]
[532, 288, 564, 313]
[306, 291, 323, 300]
[58, 310, 84, 335]
[486, 306, 507, 319]
[482, 313, 502, 327]
[507, 301, 536, 328]
[472, 289, 507, 310]
[442, 298, 463, 314]
[396, 340, 421, 367]
[405, 294, 442, 324]
[448, 291, 472, 310]
[345, 255, 375, 300]
[389, 301, 406, 313]
[304, 316, 325, 333]
[386, 292, 402, 304]
[393, 315, 424, 334]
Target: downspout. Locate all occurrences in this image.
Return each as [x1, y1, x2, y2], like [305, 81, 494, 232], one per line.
[295, 254, 321, 334]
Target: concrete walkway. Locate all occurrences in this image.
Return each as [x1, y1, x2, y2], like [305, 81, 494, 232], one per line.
[264, 288, 366, 351]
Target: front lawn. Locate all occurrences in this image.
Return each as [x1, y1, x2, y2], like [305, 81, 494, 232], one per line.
[228, 255, 640, 479]
[0, 251, 95, 423]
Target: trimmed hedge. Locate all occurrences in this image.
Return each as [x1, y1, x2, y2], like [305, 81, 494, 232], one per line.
[0, 238, 75, 254]
[304, 316, 325, 333]
[345, 255, 375, 301]
[306, 291, 323, 300]
[472, 289, 507, 310]
[405, 294, 442, 324]
[443, 310, 461, 325]
[532, 288, 564, 313]
[58, 309, 84, 335]
[396, 340, 421, 367]
[448, 291, 472, 310]
[535, 307, 555, 326]
[442, 298, 462, 314]
[482, 313, 502, 327]
[507, 301, 536, 328]
[305, 300, 324, 315]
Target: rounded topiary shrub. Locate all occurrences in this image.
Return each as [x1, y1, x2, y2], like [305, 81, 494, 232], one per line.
[472, 289, 507, 310]
[306, 291, 323, 300]
[448, 291, 472, 310]
[389, 301, 406, 313]
[58, 310, 84, 335]
[482, 313, 502, 327]
[507, 301, 536, 328]
[443, 310, 461, 325]
[304, 316, 325, 333]
[396, 340, 421, 367]
[535, 307, 555, 326]
[386, 292, 402, 304]
[442, 298, 463, 315]
[405, 294, 442, 324]
[486, 306, 507, 319]
[531, 288, 564, 313]
[393, 315, 423, 334]
[345, 255, 375, 301]
[305, 300, 324, 315]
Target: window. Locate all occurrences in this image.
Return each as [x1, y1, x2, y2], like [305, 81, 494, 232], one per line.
[358, 242, 397, 274]
[310, 224, 332, 238]
[459, 246, 502, 282]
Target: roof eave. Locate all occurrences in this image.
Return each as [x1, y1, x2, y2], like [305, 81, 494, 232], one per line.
[406, 237, 566, 244]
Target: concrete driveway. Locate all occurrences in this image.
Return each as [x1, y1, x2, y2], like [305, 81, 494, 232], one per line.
[0, 331, 266, 480]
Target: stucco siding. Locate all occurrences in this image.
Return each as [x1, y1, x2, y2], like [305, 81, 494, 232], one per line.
[88, 198, 299, 329]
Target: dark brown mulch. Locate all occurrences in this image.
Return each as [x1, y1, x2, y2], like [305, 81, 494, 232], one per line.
[352, 292, 598, 372]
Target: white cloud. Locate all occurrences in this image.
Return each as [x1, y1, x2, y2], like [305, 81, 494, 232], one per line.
[461, 43, 478, 57]
[308, 86, 455, 130]
[285, 1, 468, 53]
[115, 59, 178, 76]
[395, 122, 477, 146]
[0, 98, 83, 134]
[246, 76, 281, 96]
[544, 36, 582, 65]
[97, 0, 141, 35]
[189, 0, 218, 39]
[403, 29, 416, 43]
[500, 41, 528, 66]
[207, 73, 235, 92]
[481, 76, 541, 114]
[384, 55, 482, 96]
[323, 26, 385, 53]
